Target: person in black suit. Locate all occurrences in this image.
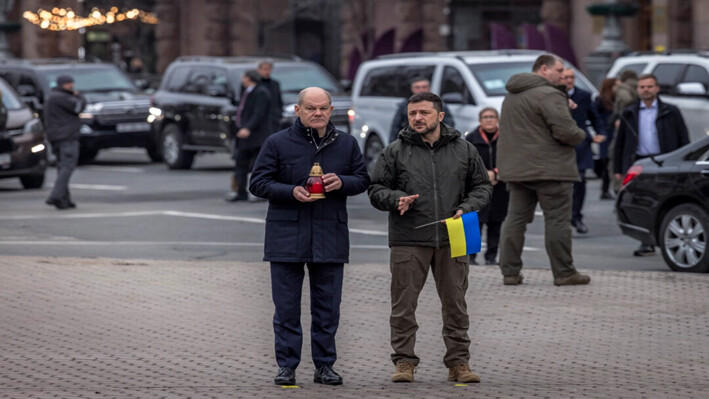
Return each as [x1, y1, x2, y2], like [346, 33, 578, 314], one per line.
[226, 70, 272, 202]
[258, 59, 284, 132]
[614, 73, 689, 256]
[562, 68, 605, 234]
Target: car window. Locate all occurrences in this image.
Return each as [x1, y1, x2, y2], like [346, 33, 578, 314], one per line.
[359, 65, 435, 98]
[652, 63, 687, 93]
[468, 61, 532, 96]
[43, 67, 137, 93]
[181, 67, 214, 94]
[682, 65, 709, 90]
[164, 66, 191, 92]
[441, 66, 474, 104]
[0, 79, 25, 110]
[270, 64, 342, 95]
[686, 143, 709, 162]
[615, 63, 647, 77]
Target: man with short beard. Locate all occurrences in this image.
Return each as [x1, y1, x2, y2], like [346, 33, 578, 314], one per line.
[369, 92, 491, 384]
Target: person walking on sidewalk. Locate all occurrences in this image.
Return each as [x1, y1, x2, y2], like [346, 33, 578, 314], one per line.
[369, 92, 491, 384]
[249, 87, 369, 387]
[613, 73, 689, 257]
[225, 70, 272, 202]
[257, 59, 284, 132]
[562, 67, 606, 235]
[465, 107, 508, 266]
[497, 54, 591, 287]
[389, 76, 454, 144]
[594, 78, 618, 200]
[44, 75, 86, 210]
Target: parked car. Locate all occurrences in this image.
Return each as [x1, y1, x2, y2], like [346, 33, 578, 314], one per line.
[0, 77, 47, 189]
[349, 50, 598, 172]
[149, 56, 350, 169]
[616, 136, 709, 273]
[607, 51, 709, 143]
[0, 59, 154, 163]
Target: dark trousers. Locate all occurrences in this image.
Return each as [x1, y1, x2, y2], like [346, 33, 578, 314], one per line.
[499, 181, 578, 280]
[389, 246, 470, 368]
[48, 140, 79, 203]
[234, 146, 260, 198]
[475, 221, 502, 262]
[595, 158, 611, 193]
[572, 171, 586, 223]
[270, 262, 344, 370]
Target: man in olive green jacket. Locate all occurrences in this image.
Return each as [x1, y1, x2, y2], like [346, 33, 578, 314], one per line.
[497, 54, 591, 287]
[369, 92, 491, 384]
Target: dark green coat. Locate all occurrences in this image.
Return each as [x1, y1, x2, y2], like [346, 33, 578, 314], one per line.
[368, 124, 492, 247]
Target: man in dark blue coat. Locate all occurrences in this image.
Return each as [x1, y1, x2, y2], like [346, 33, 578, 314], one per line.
[249, 87, 370, 387]
[226, 70, 272, 202]
[562, 68, 605, 234]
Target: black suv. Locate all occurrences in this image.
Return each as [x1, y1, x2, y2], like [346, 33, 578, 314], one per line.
[150, 56, 351, 169]
[0, 59, 154, 162]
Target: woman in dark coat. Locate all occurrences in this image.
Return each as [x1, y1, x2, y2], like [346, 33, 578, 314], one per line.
[594, 78, 617, 200]
[465, 107, 508, 265]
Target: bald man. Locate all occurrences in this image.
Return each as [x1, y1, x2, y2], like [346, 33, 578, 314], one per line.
[250, 87, 370, 386]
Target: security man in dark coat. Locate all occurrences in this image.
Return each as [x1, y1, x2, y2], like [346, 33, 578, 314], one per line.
[562, 68, 605, 234]
[226, 70, 272, 202]
[44, 75, 86, 209]
[249, 87, 369, 387]
[614, 73, 689, 256]
[258, 59, 284, 131]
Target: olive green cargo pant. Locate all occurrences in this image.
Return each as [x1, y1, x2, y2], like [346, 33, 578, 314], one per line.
[389, 245, 470, 368]
[499, 181, 579, 280]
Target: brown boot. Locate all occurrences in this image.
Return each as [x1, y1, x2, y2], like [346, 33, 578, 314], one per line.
[503, 274, 523, 285]
[447, 363, 480, 383]
[554, 273, 591, 286]
[391, 361, 415, 383]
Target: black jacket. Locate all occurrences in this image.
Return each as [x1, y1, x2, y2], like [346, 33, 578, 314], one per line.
[613, 99, 690, 175]
[260, 78, 283, 127]
[237, 84, 272, 150]
[43, 87, 86, 143]
[369, 124, 492, 247]
[249, 119, 369, 263]
[389, 99, 455, 144]
[569, 87, 601, 170]
[466, 127, 508, 223]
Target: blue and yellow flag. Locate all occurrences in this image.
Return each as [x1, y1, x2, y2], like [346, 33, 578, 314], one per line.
[445, 212, 481, 258]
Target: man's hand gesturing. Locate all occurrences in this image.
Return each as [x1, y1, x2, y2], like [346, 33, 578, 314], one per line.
[398, 194, 419, 215]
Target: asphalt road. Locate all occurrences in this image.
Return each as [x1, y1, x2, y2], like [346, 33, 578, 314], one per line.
[0, 148, 668, 273]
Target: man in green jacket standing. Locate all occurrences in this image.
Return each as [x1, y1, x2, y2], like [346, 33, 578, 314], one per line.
[497, 54, 591, 287]
[369, 92, 491, 384]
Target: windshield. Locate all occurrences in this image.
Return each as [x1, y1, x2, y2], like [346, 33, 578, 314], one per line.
[0, 79, 24, 110]
[469, 61, 595, 96]
[270, 65, 340, 94]
[44, 67, 137, 93]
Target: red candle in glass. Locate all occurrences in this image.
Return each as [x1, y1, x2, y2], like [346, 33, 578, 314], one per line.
[306, 162, 326, 199]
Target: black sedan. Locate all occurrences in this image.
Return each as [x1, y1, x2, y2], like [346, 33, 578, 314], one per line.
[616, 137, 709, 273]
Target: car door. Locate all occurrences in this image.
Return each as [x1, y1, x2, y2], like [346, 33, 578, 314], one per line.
[438, 65, 478, 133]
[196, 66, 232, 147]
[180, 67, 217, 146]
[688, 141, 709, 201]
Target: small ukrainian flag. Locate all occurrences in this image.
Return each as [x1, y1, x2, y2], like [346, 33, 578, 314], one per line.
[445, 212, 482, 258]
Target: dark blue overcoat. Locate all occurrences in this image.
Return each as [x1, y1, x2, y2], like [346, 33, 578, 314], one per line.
[249, 118, 370, 264]
[569, 87, 601, 171]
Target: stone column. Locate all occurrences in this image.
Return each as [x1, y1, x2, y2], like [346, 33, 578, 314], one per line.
[229, 0, 258, 56]
[155, 0, 180, 73]
[694, 0, 709, 49]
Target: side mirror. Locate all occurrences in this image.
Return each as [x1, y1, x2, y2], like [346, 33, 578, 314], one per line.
[17, 84, 36, 97]
[441, 92, 465, 104]
[676, 82, 707, 96]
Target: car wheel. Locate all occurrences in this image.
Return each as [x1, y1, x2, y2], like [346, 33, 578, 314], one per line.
[145, 145, 162, 163]
[364, 134, 384, 174]
[659, 203, 709, 273]
[161, 124, 194, 170]
[20, 173, 45, 189]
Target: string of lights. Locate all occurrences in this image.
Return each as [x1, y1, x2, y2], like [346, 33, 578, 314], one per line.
[22, 6, 159, 31]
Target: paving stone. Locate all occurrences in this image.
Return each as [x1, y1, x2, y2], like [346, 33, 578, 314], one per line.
[0, 256, 707, 398]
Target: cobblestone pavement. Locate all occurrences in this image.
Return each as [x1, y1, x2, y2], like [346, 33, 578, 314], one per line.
[1, 256, 707, 398]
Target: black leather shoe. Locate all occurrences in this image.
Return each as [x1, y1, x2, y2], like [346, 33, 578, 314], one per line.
[45, 198, 72, 210]
[633, 244, 656, 256]
[572, 220, 589, 234]
[600, 191, 614, 200]
[224, 191, 248, 202]
[314, 364, 343, 386]
[274, 367, 296, 385]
